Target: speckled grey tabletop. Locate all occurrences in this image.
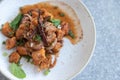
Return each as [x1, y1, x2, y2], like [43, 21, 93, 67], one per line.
[0, 0, 120, 80]
[73, 0, 120, 80]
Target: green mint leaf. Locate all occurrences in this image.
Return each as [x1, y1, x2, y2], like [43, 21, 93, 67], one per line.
[2, 41, 6, 45]
[2, 52, 8, 57]
[34, 34, 41, 42]
[50, 19, 61, 27]
[9, 63, 26, 79]
[16, 39, 25, 46]
[10, 13, 23, 31]
[68, 30, 75, 39]
[44, 69, 50, 75]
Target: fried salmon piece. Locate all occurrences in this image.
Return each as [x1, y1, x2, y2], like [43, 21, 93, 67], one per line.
[32, 48, 46, 65]
[9, 52, 20, 63]
[6, 37, 16, 49]
[2, 22, 14, 38]
[39, 54, 52, 70]
[52, 42, 62, 53]
[31, 10, 39, 18]
[17, 46, 28, 56]
[25, 41, 43, 52]
[16, 24, 27, 39]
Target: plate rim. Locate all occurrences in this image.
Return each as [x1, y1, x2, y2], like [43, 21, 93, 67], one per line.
[70, 0, 96, 80]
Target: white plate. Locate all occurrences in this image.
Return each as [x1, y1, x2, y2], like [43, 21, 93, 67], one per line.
[0, 0, 96, 80]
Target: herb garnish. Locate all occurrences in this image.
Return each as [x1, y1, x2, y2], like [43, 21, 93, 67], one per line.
[16, 39, 25, 46]
[23, 55, 32, 62]
[44, 69, 50, 75]
[34, 34, 41, 42]
[10, 13, 23, 31]
[68, 30, 75, 39]
[50, 19, 61, 27]
[9, 63, 26, 79]
[2, 52, 8, 57]
[2, 41, 6, 45]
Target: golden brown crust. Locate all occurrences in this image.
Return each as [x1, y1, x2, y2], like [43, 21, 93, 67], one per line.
[9, 52, 20, 63]
[2, 22, 14, 38]
[6, 37, 16, 49]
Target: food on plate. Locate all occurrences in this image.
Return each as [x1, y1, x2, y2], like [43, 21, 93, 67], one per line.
[1, 1, 83, 78]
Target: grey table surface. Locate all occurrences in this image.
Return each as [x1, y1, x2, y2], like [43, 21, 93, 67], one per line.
[0, 0, 120, 80]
